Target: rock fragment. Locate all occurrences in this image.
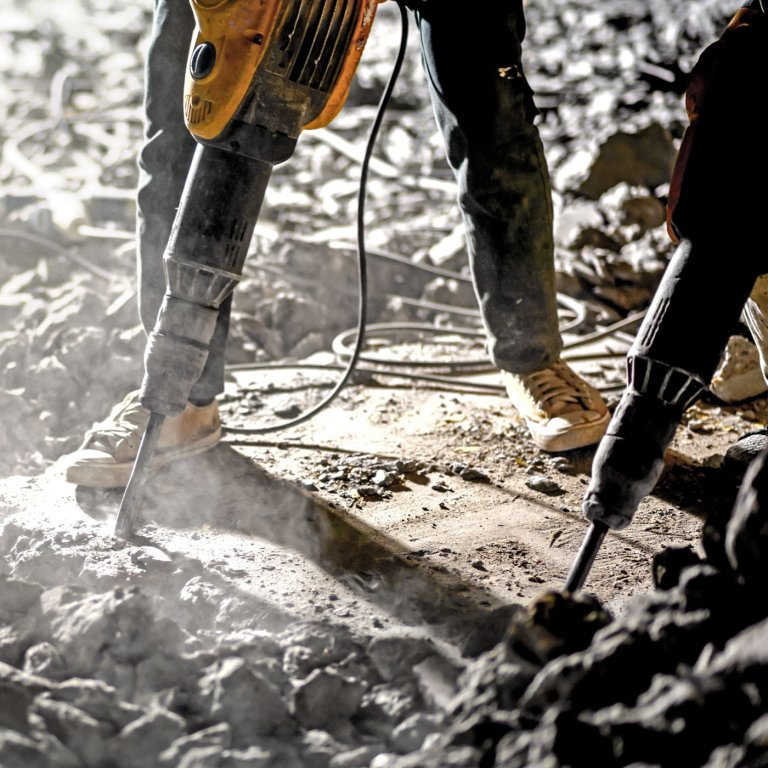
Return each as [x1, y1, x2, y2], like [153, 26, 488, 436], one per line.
[390, 712, 444, 753]
[292, 667, 365, 729]
[524, 475, 563, 496]
[30, 694, 115, 766]
[196, 657, 293, 741]
[0, 728, 79, 768]
[158, 723, 232, 767]
[111, 708, 186, 768]
[578, 123, 677, 199]
[39, 586, 182, 680]
[0, 661, 53, 733]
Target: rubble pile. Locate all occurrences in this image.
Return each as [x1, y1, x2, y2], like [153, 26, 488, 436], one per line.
[0, 515, 465, 768]
[378, 462, 768, 768]
[1, 454, 766, 767]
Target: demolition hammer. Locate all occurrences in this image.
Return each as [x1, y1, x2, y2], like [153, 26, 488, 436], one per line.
[564, 238, 762, 593]
[564, 1, 768, 592]
[115, 0, 386, 537]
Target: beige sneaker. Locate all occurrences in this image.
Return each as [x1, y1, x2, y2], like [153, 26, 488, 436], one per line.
[503, 359, 610, 452]
[64, 390, 221, 488]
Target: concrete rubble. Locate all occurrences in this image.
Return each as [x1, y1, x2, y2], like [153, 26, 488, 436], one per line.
[3, 0, 767, 766]
[375, 474, 768, 767]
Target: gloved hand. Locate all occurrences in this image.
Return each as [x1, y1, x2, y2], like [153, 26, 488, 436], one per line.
[666, 7, 767, 249]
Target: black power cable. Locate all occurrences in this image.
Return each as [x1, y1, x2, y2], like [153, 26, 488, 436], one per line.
[226, 0, 411, 436]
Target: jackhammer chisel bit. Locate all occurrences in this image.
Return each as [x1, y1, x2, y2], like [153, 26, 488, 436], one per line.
[565, 238, 762, 591]
[563, 521, 608, 593]
[114, 412, 165, 538]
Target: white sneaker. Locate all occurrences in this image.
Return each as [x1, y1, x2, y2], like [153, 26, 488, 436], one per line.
[503, 359, 610, 452]
[741, 273, 768, 385]
[64, 390, 221, 488]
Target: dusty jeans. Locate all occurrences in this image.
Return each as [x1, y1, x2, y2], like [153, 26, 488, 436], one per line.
[136, 0, 562, 402]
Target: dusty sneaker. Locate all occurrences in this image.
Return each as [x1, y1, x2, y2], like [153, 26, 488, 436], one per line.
[503, 359, 610, 452]
[64, 390, 221, 488]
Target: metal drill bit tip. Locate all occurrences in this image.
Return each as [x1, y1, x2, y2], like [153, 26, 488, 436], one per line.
[564, 520, 609, 594]
[114, 411, 166, 539]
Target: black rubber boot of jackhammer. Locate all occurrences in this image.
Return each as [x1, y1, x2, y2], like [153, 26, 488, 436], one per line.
[583, 391, 683, 530]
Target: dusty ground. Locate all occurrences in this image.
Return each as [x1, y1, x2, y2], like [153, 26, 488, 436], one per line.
[4, 356, 759, 640]
[3, 0, 766, 764]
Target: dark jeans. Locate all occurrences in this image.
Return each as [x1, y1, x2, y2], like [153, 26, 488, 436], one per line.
[136, 0, 562, 401]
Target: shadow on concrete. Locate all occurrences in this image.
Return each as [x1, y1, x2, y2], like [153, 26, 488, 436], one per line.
[75, 444, 520, 656]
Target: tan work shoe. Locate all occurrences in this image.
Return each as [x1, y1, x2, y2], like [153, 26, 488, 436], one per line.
[64, 390, 221, 488]
[503, 359, 609, 452]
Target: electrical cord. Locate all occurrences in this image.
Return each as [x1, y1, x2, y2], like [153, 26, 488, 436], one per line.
[225, 0, 411, 435]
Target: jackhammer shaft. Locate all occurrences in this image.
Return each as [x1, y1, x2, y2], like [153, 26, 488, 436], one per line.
[113, 143, 274, 537]
[564, 521, 608, 593]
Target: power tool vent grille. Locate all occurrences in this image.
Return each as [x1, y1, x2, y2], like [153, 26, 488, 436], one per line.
[276, 0, 358, 91]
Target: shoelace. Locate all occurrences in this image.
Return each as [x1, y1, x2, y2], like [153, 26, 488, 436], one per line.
[523, 363, 591, 415]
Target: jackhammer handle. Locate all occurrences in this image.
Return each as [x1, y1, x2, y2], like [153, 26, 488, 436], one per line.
[114, 412, 165, 538]
[564, 521, 609, 593]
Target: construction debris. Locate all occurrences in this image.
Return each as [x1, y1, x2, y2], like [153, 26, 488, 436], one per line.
[1, 0, 765, 766]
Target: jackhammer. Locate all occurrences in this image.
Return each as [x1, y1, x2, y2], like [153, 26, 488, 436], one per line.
[115, 0, 384, 537]
[565, 5, 768, 591]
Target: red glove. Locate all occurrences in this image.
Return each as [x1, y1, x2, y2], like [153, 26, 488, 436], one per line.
[666, 8, 767, 247]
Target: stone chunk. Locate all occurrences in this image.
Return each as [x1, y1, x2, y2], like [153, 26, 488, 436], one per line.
[0, 661, 53, 733]
[0, 576, 43, 617]
[111, 708, 186, 768]
[710, 336, 768, 404]
[196, 657, 292, 741]
[0, 728, 78, 768]
[159, 723, 231, 767]
[280, 622, 358, 677]
[367, 633, 437, 680]
[413, 655, 462, 711]
[23, 643, 68, 681]
[725, 452, 768, 589]
[651, 546, 702, 591]
[31, 694, 115, 766]
[578, 123, 676, 199]
[524, 476, 563, 496]
[292, 667, 365, 729]
[390, 712, 444, 753]
[52, 678, 142, 730]
[40, 586, 182, 677]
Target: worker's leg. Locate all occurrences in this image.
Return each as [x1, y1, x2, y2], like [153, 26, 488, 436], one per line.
[64, 0, 221, 487]
[414, 0, 559, 373]
[724, 277, 768, 473]
[414, 0, 608, 451]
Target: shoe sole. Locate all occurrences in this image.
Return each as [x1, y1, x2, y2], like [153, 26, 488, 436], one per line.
[525, 411, 611, 453]
[64, 428, 222, 489]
